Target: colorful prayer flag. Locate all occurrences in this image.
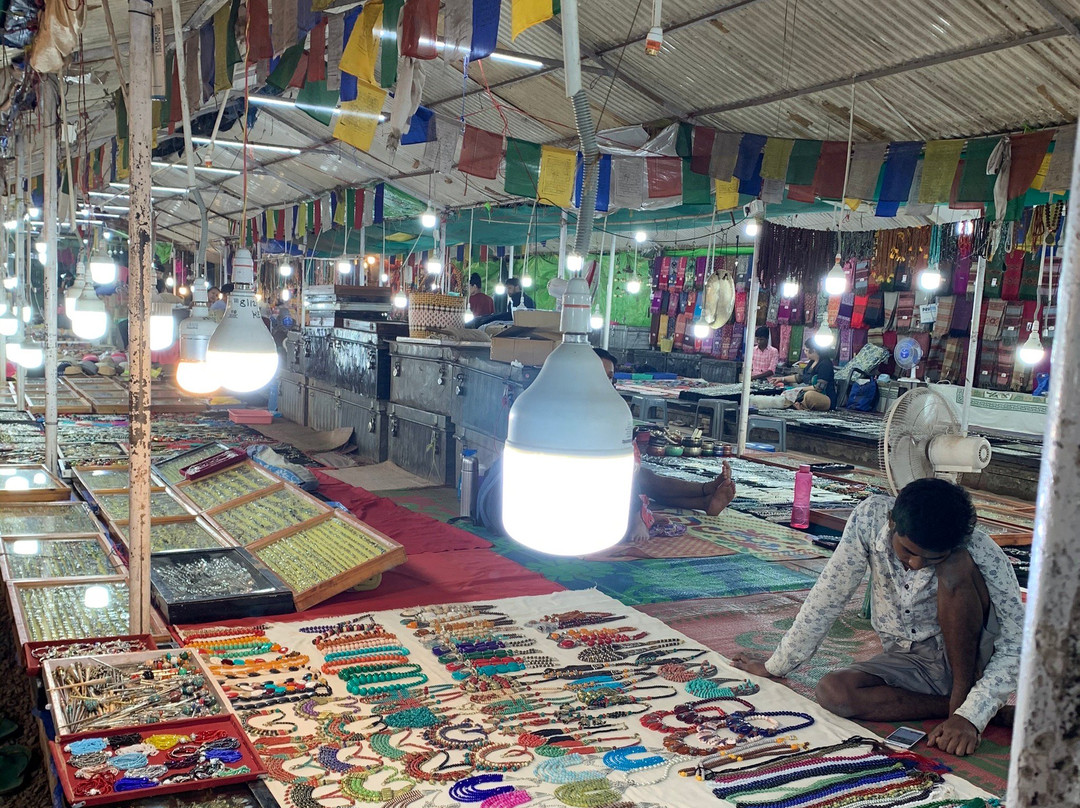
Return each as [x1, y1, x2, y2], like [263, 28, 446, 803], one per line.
[245, 0, 273, 62]
[459, 125, 504, 179]
[573, 153, 611, 211]
[918, 139, 965, 204]
[537, 145, 577, 207]
[400, 106, 435, 145]
[1041, 125, 1075, 193]
[812, 141, 848, 200]
[761, 137, 794, 181]
[308, 18, 327, 82]
[876, 141, 923, 218]
[380, 0, 402, 87]
[333, 83, 387, 152]
[785, 139, 821, 186]
[504, 137, 541, 197]
[213, 3, 231, 91]
[340, 1, 380, 86]
[715, 178, 740, 211]
[401, 0, 439, 60]
[512, 0, 559, 39]
[845, 142, 887, 201]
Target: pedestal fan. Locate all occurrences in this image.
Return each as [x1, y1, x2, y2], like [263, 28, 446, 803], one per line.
[893, 337, 923, 381]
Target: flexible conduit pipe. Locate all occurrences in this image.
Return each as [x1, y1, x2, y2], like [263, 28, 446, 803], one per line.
[560, 0, 598, 257]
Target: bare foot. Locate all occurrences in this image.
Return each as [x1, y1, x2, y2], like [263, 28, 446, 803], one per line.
[707, 480, 736, 516]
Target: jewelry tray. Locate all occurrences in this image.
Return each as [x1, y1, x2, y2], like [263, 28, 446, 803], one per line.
[0, 463, 72, 502]
[0, 501, 101, 536]
[148, 547, 295, 623]
[151, 442, 231, 486]
[0, 533, 126, 582]
[49, 714, 264, 807]
[112, 517, 230, 555]
[22, 634, 157, 677]
[43, 649, 234, 739]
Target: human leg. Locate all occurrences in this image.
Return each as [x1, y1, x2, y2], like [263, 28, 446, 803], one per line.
[815, 668, 951, 722]
[936, 549, 991, 714]
[800, 390, 831, 411]
[638, 463, 735, 516]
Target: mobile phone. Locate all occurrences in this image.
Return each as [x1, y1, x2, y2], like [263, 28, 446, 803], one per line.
[884, 727, 927, 749]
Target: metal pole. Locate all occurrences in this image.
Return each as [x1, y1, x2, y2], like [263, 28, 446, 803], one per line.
[14, 126, 25, 407]
[737, 221, 764, 456]
[558, 212, 568, 278]
[1006, 126, 1080, 807]
[42, 80, 59, 474]
[603, 232, 616, 350]
[960, 255, 986, 435]
[126, 0, 154, 635]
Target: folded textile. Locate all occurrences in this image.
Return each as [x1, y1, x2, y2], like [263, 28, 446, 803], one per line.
[933, 296, 954, 338]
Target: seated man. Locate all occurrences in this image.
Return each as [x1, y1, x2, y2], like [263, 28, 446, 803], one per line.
[594, 348, 736, 543]
[750, 326, 780, 380]
[731, 478, 1022, 756]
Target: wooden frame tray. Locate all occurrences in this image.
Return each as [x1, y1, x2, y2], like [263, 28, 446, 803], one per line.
[0, 501, 102, 536]
[172, 460, 280, 512]
[95, 488, 193, 528]
[21, 634, 156, 677]
[152, 442, 232, 486]
[203, 481, 330, 546]
[43, 648, 233, 738]
[0, 464, 72, 502]
[1, 533, 125, 582]
[112, 516, 232, 555]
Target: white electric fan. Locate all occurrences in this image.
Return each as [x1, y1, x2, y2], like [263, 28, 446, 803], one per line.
[879, 387, 992, 495]
[893, 337, 923, 381]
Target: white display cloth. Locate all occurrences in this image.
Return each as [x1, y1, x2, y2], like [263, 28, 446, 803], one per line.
[248, 589, 992, 806]
[930, 383, 1047, 437]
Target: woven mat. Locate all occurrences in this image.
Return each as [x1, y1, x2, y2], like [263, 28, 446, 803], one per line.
[322, 462, 437, 492]
[582, 532, 738, 561]
[654, 508, 829, 561]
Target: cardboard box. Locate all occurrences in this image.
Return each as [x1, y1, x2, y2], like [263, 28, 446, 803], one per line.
[512, 309, 562, 329]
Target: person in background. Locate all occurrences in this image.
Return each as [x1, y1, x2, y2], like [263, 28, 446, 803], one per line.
[594, 348, 736, 544]
[731, 479, 1022, 757]
[468, 272, 495, 318]
[212, 283, 232, 312]
[207, 286, 221, 308]
[770, 339, 836, 411]
[505, 278, 535, 312]
[750, 326, 780, 380]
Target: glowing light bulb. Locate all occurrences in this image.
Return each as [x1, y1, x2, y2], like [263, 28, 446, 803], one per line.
[280, 288, 291, 302]
[521, 275, 533, 289]
[393, 291, 409, 308]
[3, 277, 17, 290]
[149, 303, 176, 351]
[494, 282, 507, 295]
[165, 277, 175, 288]
[0, 311, 18, 337]
[364, 255, 378, 267]
[27, 207, 40, 218]
[278, 262, 293, 277]
[824, 255, 846, 296]
[426, 258, 443, 275]
[626, 278, 642, 294]
[178, 286, 189, 296]
[89, 251, 118, 285]
[21, 305, 30, 323]
[380, 273, 389, 283]
[421, 207, 438, 229]
[14, 341, 43, 368]
[693, 320, 711, 339]
[103, 231, 112, 241]
[566, 254, 584, 273]
[781, 279, 800, 298]
[634, 230, 647, 244]
[337, 258, 353, 274]
[813, 322, 835, 348]
[919, 266, 942, 291]
[1018, 329, 1045, 365]
[744, 220, 760, 237]
[590, 309, 604, 330]
[71, 285, 108, 340]
[464, 311, 475, 324]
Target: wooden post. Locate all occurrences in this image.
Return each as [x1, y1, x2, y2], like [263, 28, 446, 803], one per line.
[126, 0, 154, 634]
[42, 80, 59, 474]
[960, 255, 986, 435]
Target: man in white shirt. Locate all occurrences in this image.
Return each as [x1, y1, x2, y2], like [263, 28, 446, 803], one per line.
[732, 478, 1022, 757]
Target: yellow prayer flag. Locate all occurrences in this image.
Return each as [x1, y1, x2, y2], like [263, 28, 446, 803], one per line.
[918, 139, 965, 204]
[333, 194, 346, 226]
[213, 4, 231, 92]
[1031, 153, 1052, 191]
[537, 145, 577, 208]
[297, 203, 308, 234]
[385, 232, 415, 242]
[333, 83, 387, 153]
[512, 0, 555, 40]
[339, 1, 381, 86]
[760, 138, 794, 181]
[845, 198, 861, 211]
[715, 177, 739, 211]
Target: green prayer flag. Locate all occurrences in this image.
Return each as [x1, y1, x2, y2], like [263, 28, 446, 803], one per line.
[504, 138, 541, 197]
[956, 137, 998, 209]
[345, 188, 356, 224]
[380, 0, 403, 89]
[226, 0, 242, 72]
[296, 79, 339, 126]
[786, 139, 822, 186]
[267, 43, 304, 90]
[676, 123, 693, 159]
[681, 158, 711, 206]
[161, 51, 174, 125]
[114, 90, 128, 140]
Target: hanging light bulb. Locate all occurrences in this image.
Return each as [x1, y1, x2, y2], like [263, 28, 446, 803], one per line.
[103, 230, 112, 241]
[88, 250, 118, 285]
[70, 284, 109, 340]
[420, 206, 438, 229]
[165, 276, 176, 288]
[566, 254, 585, 274]
[634, 230, 647, 244]
[494, 282, 507, 295]
[626, 277, 642, 294]
[502, 275, 634, 555]
[280, 288, 292, 302]
[27, 206, 40, 218]
[693, 320, 711, 339]
[14, 339, 43, 369]
[744, 220, 761, 238]
[176, 282, 220, 394]
[380, 272, 389, 284]
[21, 305, 30, 323]
[0, 300, 17, 337]
[919, 264, 943, 291]
[824, 254, 846, 296]
[521, 275, 534, 289]
[813, 321, 835, 349]
[781, 279, 800, 299]
[149, 302, 176, 351]
[278, 261, 293, 278]
[463, 310, 475, 324]
[1018, 327, 1045, 365]
[2, 276, 17, 291]
[590, 308, 604, 330]
[393, 290, 409, 308]
[337, 257, 353, 274]
[364, 255, 378, 268]
[205, 249, 280, 393]
[426, 257, 443, 275]
[178, 286, 189, 296]
[34, 240, 46, 254]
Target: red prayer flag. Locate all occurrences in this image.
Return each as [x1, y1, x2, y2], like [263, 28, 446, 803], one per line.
[353, 188, 364, 229]
[786, 184, 815, 203]
[169, 59, 182, 125]
[1008, 130, 1056, 200]
[288, 53, 309, 88]
[313, 199, 322, 232]
[308, 18, 326, 82]
[480, 245, 488, 261]
[646, 157, 682, 198]
[275, 210, 285, 240]
[812, 141, 848, 200]
[459, 126, 504, 180]
[246, 0, 274, 61]
[401, 0, 439, 60]
[691, 126, 715, 175]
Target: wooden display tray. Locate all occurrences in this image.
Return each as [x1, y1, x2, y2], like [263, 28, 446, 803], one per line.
[0, 464, 72, 502]
[72, 464, 137, 496]
[152, 442, 232, 486]
[202, 480, 331, 547]
[247, 509, 405, 611]
[0, 533, 126, 583]
[95, 488, 192, 529]
[18, 381, 94, 415]
[6, 578, 172, 645]
[111, 515, 232, 554]
[172, 459, 281, 512]
[49, 714, 263, 806]
[43, 648, 234, 738]
[0, 501, 102, 537]
[22, 634, 156, 677]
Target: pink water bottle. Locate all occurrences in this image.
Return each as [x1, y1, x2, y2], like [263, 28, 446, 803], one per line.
[791, 465, 812, 529]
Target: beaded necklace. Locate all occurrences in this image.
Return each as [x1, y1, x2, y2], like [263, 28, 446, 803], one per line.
[552, 777, 624, 808]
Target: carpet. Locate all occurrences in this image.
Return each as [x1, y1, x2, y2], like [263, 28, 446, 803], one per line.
[484, 534, 817, 606]
[638, 593, 1012, 796]
[252, 422, 354, 452]
[656, 508, 829, 562]
[322, 462, 437, 492]
[583, 532, 738, 561]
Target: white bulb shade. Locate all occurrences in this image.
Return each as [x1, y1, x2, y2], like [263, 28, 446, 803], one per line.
[626, 278, 642, 294]
[494, 283, 507, 295]
[165, 277, 175, 288]
[393, 292, 409, 308]
[919, 267, 942, 291]
[0, 313, 18, 337]
[176, 310, 219, 394]
[278, 262, 293, 277]
[176, 360, 220, 394]
[590, 312, 604, 330]
[1018, 331, 1045, 366]
[521, 276, 533, 289]
[83, 585, 110, 609]
[20, 305, 30, 323]
[693, 321, 711, 339]
[426, 259, 443, 275]
[337, 259, 353, 274]
[813, 322, 835, 349]
[634, 230, 647, 243]
[150, 315, 176, 351]
[744, 220, 761, 237]
[27, 207, 40, 218]
[13, 342, 42, 369]
[421, 208, 438, 229]
[281, 288, 292, 302]
[566, 254, 584, 273]
[824, 257, 846, 296]
[89, 252, 118, 285]
[70, 286, 108, 340]
[380, 273, 389, 283]
[503, 341, 634, 555]
[2, 276, 17, 290]
[781, 279, 800, 299]
[11, 539, 39, 555]
[205, 290, 279, 393]
[103, 231, 112, 241]
[0, 301, 6, 316]
[34, 240, 46, 253]
[463, 311, 475, 324]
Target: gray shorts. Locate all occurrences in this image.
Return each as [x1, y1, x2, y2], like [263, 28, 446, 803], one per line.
[846, 602, 1000, 697]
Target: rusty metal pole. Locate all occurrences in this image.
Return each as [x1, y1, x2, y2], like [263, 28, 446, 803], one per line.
[14, 126, 26, 410]
[42, 79, 59, 474]
[736, 216, 764, 456]
[126, 0, 154, 634]
[1005, 131, 1080, 804]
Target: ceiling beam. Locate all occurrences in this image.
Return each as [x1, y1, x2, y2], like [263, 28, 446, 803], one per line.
[1033, 0, 1080, 42]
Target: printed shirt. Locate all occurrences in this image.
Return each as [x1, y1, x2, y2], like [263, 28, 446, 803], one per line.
[752, 345, 780, 377]
[764, 495, 1023, 732]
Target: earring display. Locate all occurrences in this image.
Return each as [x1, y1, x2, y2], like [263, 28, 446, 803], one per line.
[0, 502, 100, 535]
[118, 519, 226, 554]
[179, 464, 276, 511]
[210, 488, 327, 545]
[250, 514, 405, 611]
[97, 492, 192, 524]
[149, 548, 294, 623]
[14, 581, 130, 642]
[153, 443, 232, 486]
[2, 537, 120, 580]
